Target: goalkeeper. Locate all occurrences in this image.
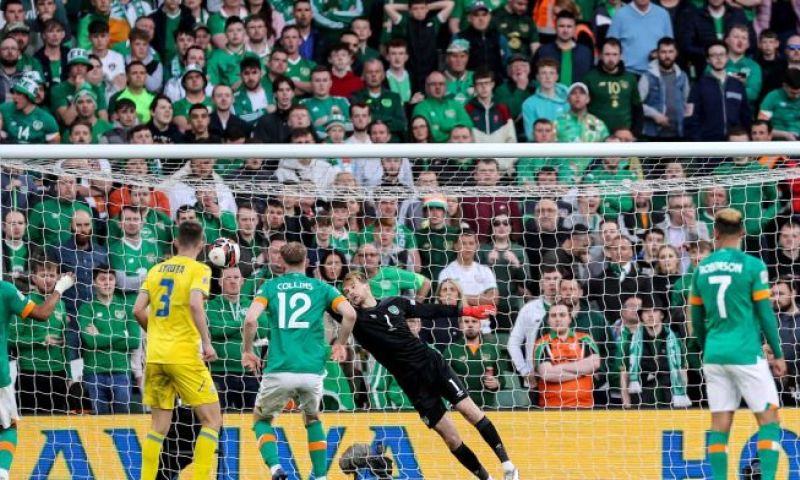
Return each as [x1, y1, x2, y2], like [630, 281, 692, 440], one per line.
[690, 208, 786, 480]
[0, 273, 74, 480]
[335, 271, 519, 480]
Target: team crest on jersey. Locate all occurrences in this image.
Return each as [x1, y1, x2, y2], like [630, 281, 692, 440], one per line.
[388, 305, 399, 315]
[300, 67, 310, 76]
[380, 280, 392, 290]
[445, 109, 456, 118]
[32, 120, 43, 131]
[114, 310, 126, 320]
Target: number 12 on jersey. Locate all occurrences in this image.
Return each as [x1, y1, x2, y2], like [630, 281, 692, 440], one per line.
[277, 291, 311, 329]
[709, 275, 731, 319]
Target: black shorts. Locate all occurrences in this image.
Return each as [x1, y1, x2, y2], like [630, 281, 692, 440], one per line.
[397, 354, 470, 428]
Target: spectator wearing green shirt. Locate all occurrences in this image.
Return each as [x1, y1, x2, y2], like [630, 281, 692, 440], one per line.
[301, 66, 352, 136]
[172, 64, 212, 132]
[416, 196, 461, 283]
[207, 0, 249, 49]
[413, 71, 475, 142]
[11, 254, 69, 413]
[443, 39, 475, 105]
[758, 69, 800, 141]
[583, 38, 643, 134]
[351, 59, 407, 140]
[28, 173, 93, 248]
[725, 24, 762, 106]
[494, 55, 535, 139]
[0, 77, 60, 144]
[193, 188, 238, 243]
[207, 266, 267, 411]
[49, 48, 108, 128]
[353, 243, 431, 301]
[444, 316, 505, 408]
[280, 25, 316, 94]
[493, 0, 539, 58]
[555, 82, 610, 143]
[583, 152, 641, 219]
[207, 16, 259, 89]
[67, 86, 113, 143]
[78, 267, 140, 414]
[108, 206, 163, 301]
[233, 56, 272, 128]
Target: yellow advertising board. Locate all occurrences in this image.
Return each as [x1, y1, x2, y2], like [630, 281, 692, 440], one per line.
[13, 410, 800, 479]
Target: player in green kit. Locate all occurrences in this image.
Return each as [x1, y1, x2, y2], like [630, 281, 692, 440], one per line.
[242, 242, 357, 480]
[690, 208, 786, 480]
[0, 273, 74, 480]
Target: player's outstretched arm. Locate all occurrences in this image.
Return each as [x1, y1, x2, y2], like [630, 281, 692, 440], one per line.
[28, 274, 75, 321]
[241, 300, 265, 372]
[133, 290, 151, 331]
[332, 300, 357, 362]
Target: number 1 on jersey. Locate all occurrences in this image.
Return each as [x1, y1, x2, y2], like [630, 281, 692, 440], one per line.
[709, 275, 731, 319]
[277, 291, 311, 329]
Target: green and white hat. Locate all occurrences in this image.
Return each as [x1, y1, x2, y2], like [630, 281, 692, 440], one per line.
[447, 38, 470, 54]
[22, 70, 44, 85]
[12, 77, 38, 102]
[67, 48, 92, 68]
[73, 85, 98, 104]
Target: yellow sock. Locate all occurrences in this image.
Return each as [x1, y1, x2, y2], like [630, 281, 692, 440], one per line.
[140, 431, 165, 480]
[193, 426, 219, 480]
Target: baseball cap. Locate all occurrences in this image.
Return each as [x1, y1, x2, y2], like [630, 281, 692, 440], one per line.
[182, 64, 205, 82]
[469, 1, 490, 13]
[67, 48, 92, 68]
[73, 85, 98, 104]
[447, 38, 470, 54]
[5, 22, 30, 35]
[22, 70, 44, 85]
[567, 82, 589, 95]
[507, 53, 529, 64]
[325, 114, 347, 130]
[12, 77, 38, 102]
[423, 195, 448, 210]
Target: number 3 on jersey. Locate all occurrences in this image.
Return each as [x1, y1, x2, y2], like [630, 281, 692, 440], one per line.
[277, 292, 311, 329]
[709, 275, 731, 319]
[155, 279, 174, 317]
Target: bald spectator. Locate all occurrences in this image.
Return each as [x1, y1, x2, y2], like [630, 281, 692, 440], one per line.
[413, 71, 474, 142]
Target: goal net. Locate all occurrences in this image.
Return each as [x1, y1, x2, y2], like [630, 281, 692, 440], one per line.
[2, 147, 800, 479]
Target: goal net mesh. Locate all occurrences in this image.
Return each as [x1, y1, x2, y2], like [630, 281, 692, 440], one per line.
[3, 154, 800, 479]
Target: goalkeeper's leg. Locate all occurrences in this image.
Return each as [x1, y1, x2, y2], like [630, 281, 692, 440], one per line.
[432, 413, 492, 480]
[454, 398, 518, 480]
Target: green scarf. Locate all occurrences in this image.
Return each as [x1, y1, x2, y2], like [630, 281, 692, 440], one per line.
[628, 325, 690, 406]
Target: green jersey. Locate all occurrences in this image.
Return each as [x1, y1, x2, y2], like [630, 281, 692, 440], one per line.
[255, 272, 345, 374]
[108, 237, 164, 294]
[4, 241, 27, 282]
[301, 95, 352, 136]
[759, 88, 800, 136]
[173, 96, 214, 120]
[207, 295, 268, 374]
[583, 68, 641, 132]
[413, 97, 475, 143]
[0, 103, 60, 144]
[196, 210, 238, 245]
[369, 267, 425, 299]
[49, 81, 108, 117]
[11, 291, 67, 374]
[108, 208, 174, 246]
[207, 47, 258, 87]
[27, 198, 93, 247]
[0, 281, 34, 388]
[77, 294, 140, 374]
[416, 225, 460, 283]
[445, 71, 475, 105]
[726, 56, 762, 105]
[233, 87, 272, 127]
[443, 340, 505, 408]
[689, 248, 783, 365]
[286, 56, 316, 85]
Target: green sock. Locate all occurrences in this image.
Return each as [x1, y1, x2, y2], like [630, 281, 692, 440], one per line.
[757, 422, 781, 480]
[708, 430, 729, 480]
[306, 420, 327, 478]
[254, 420, 281, 469]
[0, 426, 17, 472]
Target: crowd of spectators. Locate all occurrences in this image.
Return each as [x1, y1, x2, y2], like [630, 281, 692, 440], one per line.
[0, 0, 799, 413]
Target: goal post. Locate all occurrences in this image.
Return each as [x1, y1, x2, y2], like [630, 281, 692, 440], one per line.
[2, 144, 800, 479]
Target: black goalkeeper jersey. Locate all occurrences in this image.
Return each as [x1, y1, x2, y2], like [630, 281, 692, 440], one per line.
[335, 297, 460, 380]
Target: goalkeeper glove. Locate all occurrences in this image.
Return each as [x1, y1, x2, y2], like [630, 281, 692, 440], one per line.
[628, 381, 642, 395]
[461, 305, 497, 319]
[54, 274, 75, 295]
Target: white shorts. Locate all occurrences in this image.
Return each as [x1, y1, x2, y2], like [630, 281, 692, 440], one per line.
[254, 372, 324, 419]
[704, 359, 780, 413]
[0, 385, 19, 429]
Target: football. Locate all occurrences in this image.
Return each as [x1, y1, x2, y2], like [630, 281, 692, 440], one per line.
[208, 238, 241, 268]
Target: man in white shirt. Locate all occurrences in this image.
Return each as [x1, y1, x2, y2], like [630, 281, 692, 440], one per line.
[507, 265, 562, 386]
[439, 230, 498, 333]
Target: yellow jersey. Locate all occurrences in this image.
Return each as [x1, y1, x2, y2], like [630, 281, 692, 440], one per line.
[141, 255, 211, 364]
